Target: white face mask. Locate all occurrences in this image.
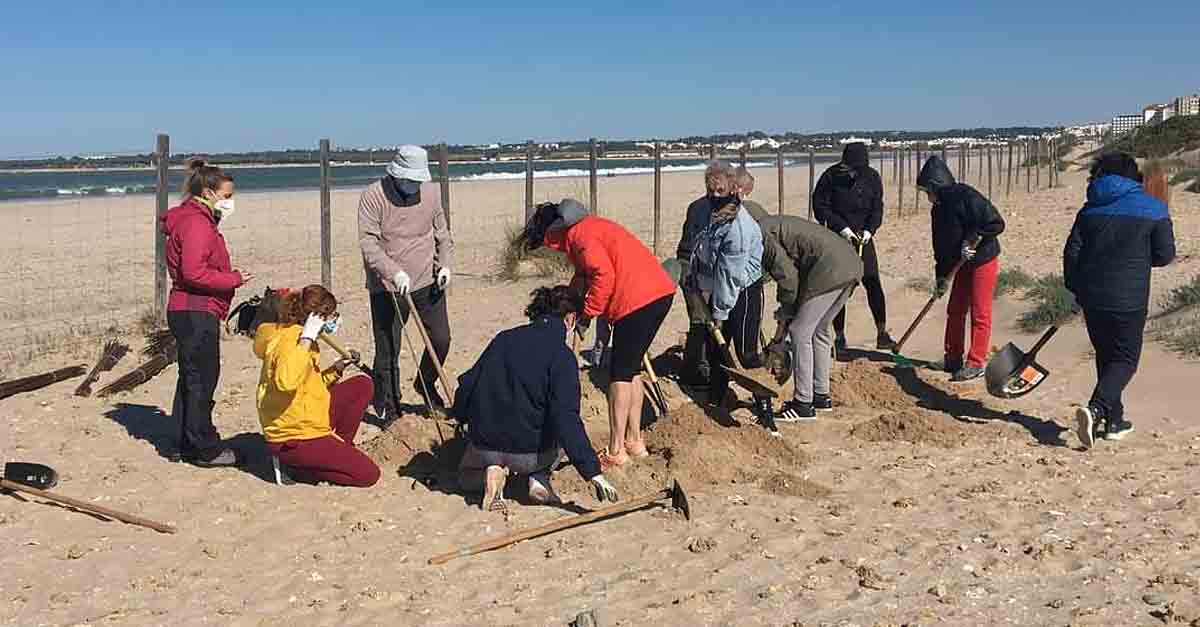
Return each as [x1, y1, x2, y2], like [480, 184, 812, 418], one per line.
[214, 198, 236, 220]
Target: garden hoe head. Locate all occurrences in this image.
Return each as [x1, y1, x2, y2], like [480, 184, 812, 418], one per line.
[2, 462, 58, 490]
[668, 479, 691, 521]
[985, 325, 1059, 399]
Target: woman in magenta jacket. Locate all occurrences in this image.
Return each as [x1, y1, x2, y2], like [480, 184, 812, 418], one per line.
[161, 159, 253, 467]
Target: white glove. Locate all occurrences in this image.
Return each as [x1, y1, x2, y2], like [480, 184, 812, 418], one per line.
[961, 241, 977, 261]
[590, 474, 618, 503]
[300, 312, 325, 342]
[391, 270, 411, 295]
[861, 230, 872, 244]
[839, 227, 858, 243]
[436, 267, 451, 290]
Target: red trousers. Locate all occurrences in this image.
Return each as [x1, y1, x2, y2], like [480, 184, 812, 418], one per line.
[945, 257, 999, 368]
[267, 375, 381, 487]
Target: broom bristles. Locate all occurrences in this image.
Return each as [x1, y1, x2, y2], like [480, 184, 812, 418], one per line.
[95, 354, 172, 398]
[0, 365, 87, 401]
[74, 338, 131, 397]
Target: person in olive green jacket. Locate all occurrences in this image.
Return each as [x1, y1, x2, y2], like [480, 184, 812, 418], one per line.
[759, 216, 864, 421]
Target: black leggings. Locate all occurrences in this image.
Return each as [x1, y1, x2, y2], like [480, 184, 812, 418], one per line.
[369, 284, 452, 411]
[168, 310, 223, 457]
[609, 295, 674, 382]
[706, 281, 765, 401]
[1083, 307, 1146, 421]
[833, 239, 886, 336]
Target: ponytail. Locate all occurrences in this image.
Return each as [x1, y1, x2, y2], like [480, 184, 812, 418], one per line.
[182, 157, 233, 198]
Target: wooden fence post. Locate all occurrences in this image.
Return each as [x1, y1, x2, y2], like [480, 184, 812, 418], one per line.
[709, 138, 717, 161]
[892, 148, 898, 183]
[808, 148, 815, 220]
[986, 145, 993, 198]
[438, 143, 451, 230]
[776, 145, 785, 215]
[913, 149, 921, 212]
[319, 138, 332, 289]
[653, 140, 662, 255]
[739, 140, 748, 168]
[1034, 140, 1041, 190]
[154, 133, 170, 321]
[898, 148, 905, 216]
[588, 138, 598, 214]
[1026, 140, 1032, 193]
[1006, 142, 1013, 197]
[524, 140, 534, 222]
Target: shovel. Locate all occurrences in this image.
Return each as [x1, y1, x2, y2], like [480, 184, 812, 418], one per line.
[891, 237, 980, 369]
[641, 354, 670, 417]
[1, 463, 175, 534]
[429, 480, 690, 565]
[985, 325, 1059, 398]
[390, 292, 457, 408]
[706, 320, 779, 399]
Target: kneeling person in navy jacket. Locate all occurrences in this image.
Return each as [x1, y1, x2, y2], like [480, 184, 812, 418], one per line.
[451, 285, 619, 510]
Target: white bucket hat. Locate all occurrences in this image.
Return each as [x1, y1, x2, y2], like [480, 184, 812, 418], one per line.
[386, 145, 432, 182]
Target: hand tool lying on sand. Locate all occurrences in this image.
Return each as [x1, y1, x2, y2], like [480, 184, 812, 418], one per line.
[641, 354, 670, 417]
[74, 338, 130, 397]
[317, 332, 376, 380]
[985, 325, 1059, 399]
[0, 365, 87, 401]
[390, 292, 457, 408]
[891, 237, 980, 369]
[1, 462, 176, 534]
[428, 480, 690, 565]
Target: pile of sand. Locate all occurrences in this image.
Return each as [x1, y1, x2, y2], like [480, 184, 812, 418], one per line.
[850, 409, 983, 448]
[831, 360, 914, 412]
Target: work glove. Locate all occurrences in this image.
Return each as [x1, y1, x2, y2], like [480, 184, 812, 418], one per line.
[574, 316, 592, 341]
[860, 230, 872, 244]
[934, 276, 950, 299]
[764, 340, 793, 386]
[839, 227, 860, 244]
[391, 270, 411, 296]
[301, 312, 326, 342]
[590, 474, 618, 503]
[960, 241, 977, 261]
[436, 267, 451, 290]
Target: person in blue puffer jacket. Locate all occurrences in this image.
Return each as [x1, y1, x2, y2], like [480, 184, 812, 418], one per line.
[688, 189, 777, 434]
[1064, 152, 1175, 449]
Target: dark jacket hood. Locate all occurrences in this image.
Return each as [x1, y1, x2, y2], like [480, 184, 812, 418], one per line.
[841, 142, 869, 169]
[1086, 174, 1142, 207]
[916, 155, 956, 191]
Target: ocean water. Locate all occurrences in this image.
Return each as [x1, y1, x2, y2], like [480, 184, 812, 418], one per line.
[0, 156, 836, 202]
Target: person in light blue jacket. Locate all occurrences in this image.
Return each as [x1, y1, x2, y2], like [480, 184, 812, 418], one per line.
[688, 189, 777, 434]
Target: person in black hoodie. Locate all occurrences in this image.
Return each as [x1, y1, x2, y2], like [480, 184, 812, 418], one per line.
[814, 142, 896, 352]
[451, 285, 618, 511]
[915, 155, 1006, 382]
[1064, 153, 1175, 448]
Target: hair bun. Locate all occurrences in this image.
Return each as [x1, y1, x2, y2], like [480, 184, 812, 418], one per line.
[186, 157, 208, 171]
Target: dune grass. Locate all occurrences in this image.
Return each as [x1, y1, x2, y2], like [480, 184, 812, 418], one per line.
[497, 225, 573, 281]
[1016, 274, 1079, 333]
[994, 267, 1036, 298]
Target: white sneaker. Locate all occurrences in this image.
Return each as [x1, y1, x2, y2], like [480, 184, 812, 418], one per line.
[1075, 406, 1095, 450]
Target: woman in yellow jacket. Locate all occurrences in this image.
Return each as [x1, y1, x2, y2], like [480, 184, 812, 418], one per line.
[254, 285, 380, 487]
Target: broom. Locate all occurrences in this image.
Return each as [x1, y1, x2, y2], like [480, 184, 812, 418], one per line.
[0, 365, 87, 401]
[74, 338, 131, 397]
[96, 329, 178, 398]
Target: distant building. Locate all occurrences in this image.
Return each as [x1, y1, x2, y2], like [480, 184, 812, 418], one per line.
[1111, 114, 1143, 136]
[838, 136, 874, 146]
[1143, 103, 1175, 124]
[1175, 94, 1200, 117]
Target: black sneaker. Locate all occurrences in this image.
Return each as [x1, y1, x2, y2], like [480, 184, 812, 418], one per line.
[812, 394, 834, 412]
[875, 331, 897, 351]
[777, 400, 816, 423]
[753, 397, 782, 438]
[950, 366, 984, 382]
[187, 448, 240, 468]
[1104, 419, 1134, 441]
[1075, 405, 1097, 449]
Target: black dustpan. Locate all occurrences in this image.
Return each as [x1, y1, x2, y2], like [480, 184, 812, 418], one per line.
[985, 326, 1058, 398]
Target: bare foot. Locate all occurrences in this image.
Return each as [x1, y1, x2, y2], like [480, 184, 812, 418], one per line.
[599, 448, 629, 470]
[625, 438, 650, 458]
[482, 465, 508, 512]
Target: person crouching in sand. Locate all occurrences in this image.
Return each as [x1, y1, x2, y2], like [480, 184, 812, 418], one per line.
[520, 199, 677, 470]
[254, 285, 380, 487]
[451, 286, 619, 510]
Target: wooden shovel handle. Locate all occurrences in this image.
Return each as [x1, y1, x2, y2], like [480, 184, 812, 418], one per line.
[392, 292, 457, 407]
[0, 478, 176, 534]
[429, 489, 669, 565]
[893, 239, 979, 355]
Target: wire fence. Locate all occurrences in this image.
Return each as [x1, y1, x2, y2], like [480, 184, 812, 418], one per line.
[0, 133, 1072, 375]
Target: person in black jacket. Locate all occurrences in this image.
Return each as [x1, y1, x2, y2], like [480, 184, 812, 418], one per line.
[1064, 153, 1175, 448]
[451, 286, 619, 510]
[814, 142, 896, 352]
[675, 161, 737, 387]
[916, 155, 1006, 382]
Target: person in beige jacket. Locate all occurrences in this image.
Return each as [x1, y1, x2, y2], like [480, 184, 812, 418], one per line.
[358, 145, 455, 418]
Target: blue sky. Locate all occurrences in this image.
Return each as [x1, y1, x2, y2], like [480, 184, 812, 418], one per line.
[2, 1, 1197, 156]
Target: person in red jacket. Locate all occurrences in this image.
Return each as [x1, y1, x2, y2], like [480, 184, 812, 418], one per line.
[161, 159, 253, 467]
[521, 199, 676, 469]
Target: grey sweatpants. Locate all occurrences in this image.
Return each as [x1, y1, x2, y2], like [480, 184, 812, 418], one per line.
[788, 286, 854, 403]
[458, 442, 559, 492]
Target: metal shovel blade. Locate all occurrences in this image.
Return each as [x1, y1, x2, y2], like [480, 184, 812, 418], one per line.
[3, 462, 59, 490]
[722, 366, 780, 399]
[985, 342, 1049, 399]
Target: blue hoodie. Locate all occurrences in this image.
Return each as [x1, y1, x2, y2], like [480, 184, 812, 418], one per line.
[690, 206, 764, 321]
[1063, 175, 1175, 312]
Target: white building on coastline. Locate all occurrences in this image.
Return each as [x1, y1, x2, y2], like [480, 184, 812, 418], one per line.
[1111, 114, 1143, 136]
